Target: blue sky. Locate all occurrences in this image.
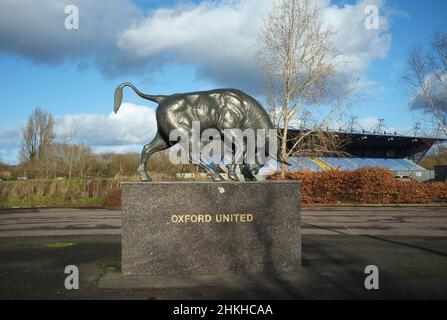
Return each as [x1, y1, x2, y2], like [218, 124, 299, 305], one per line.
[0, 0, 446, 164]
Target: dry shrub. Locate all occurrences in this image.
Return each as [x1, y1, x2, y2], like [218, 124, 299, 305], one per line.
[6, 168, 444, 208]
[268, 168, 447, 204]
[103, 188, 122, 209]
[102, 173, 180, 209]
[0, 172, 193, 209]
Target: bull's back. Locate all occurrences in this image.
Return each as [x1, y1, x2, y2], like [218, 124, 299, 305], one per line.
[155, 89, 256, 132]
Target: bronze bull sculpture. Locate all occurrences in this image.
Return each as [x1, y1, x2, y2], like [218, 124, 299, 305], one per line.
[113, 83, 289, 182]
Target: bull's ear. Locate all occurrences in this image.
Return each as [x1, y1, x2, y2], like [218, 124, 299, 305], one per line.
[114, 84, 124, 113]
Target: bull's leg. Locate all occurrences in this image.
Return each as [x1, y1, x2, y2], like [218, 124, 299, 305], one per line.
[195, 162, 225, 181]
[241, 138, 269, 181]
[241, 146, 262, 181]
[227, 164, 240, 181]
[189, 140, 224, 182]
[138, 132, 169, 181]
[226, 147, 240, 181]
[222, 138, 239, 181]
[226, 155, 240, 181]
[226, 135, 245, 181]
[242, 163, 261, 181]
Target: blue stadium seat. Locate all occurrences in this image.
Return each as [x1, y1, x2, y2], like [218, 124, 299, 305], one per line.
[349, 158, 378, 168]
[289, 157, 305, 171]
[288, 156, 424, 172]
[323, 157, 357, 170]
[394, 158, 424, 170]
[291, 157, 323, 171]
[373, 158, 406, 170]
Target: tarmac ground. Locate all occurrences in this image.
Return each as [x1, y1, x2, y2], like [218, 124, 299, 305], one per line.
[0, 206, 446, 299]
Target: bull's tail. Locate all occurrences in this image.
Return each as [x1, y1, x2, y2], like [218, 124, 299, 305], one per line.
[114, 82, 166, 113]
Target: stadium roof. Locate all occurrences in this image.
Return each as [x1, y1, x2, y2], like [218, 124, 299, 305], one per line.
[285, 128, 446, 163]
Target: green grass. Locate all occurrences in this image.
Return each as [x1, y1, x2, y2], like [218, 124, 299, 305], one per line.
[0, 178, 113, 208]
[41, 242, 76, 249]
[99, 258, 122, 272]
[0, 194, 104, 208]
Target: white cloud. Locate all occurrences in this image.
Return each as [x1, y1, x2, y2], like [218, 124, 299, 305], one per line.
[0, 0, 393, 87]
[0, 0, 140, 64]
[410, 72, 447, 113]
[117, 1, 268, 62]
[357, 116, 402, 134]
[54, 103, 157, 146]
[325, 0, 392, 73]
[116, 0, 392, 88]
[0, 124, 23, 148]
[92, 144, 142, 155]
[0, 147, 19, 165]
[358, 116, 379, 130]
[0, 124, 23, 164]
[0, 103, 157, 164]
[116, 0, 271, 88]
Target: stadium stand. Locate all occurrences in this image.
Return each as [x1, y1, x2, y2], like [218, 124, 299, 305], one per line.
[291, 156, 422, 171]
[281, 128, 446, 182]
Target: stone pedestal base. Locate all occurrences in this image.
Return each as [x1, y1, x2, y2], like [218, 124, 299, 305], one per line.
[122, 181, 301, 276]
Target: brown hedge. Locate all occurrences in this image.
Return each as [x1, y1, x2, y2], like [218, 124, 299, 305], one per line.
[267, 168, 447, 204]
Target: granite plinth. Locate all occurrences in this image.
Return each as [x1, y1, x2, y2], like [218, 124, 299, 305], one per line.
[122, 181, 301, 276]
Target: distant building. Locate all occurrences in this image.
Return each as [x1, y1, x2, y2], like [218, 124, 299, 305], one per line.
[176, 172, 207, 179]
[260, 128, 447, 182]
[176, 172, 195, 179]
[0, 171, 11, 180]
[434, 165, 447, 182]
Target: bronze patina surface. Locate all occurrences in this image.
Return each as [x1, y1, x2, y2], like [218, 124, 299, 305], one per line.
[114, 83, 288, 182]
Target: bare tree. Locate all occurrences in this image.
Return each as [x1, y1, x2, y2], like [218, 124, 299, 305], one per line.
[19, 107, 55, 177]
[72, 144, 96, 179]
[35, 143, 64, 179]
[404, 29, 447, 136]
[0, 159, 9, 172]
[419, 144, 447, 169]
[257, 0, 350, 178]
[60, 118, 80, 179]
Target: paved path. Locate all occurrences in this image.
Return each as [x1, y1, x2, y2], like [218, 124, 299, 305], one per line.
[302, 206, 447, 236]
[0, 206, 446, 237]
[0, 208, 121, 237]
[1, 234, 446, 299]
[0, 206, 446, 299]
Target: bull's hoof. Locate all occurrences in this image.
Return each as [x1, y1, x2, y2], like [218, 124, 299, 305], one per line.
[227, 172, 240, 181]
[241, 167, 257, 181]
[243, 174, 257, 181]
[139, 172, 152, 182]
[211, 174, 225, 182]
[137, 165, 151, 182]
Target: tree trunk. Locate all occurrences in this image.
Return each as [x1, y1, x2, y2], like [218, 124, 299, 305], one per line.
[280, 114, 290, 179]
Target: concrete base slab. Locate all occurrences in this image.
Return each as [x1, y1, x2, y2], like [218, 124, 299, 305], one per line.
[98, 271, 303, 290]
